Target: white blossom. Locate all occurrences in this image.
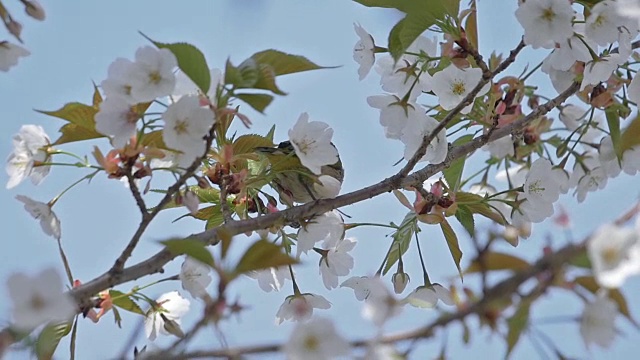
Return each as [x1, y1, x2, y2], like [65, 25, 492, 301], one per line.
[400, 112, 448, 164]
[183, 190, 200, 216]
[628, 72, 640, 106]
[319, 238, 357, 289]
[515, 0, 575, 49]
[598, 136, 622, 178]
[587, 223, 640, 288]
[375, 56, 431, 100]
[7, 268, 76, 331]
[622, 146, 640, 175]
[341, 276, 379, 301]
[431, 64, 490, 114]
[361, 276, 402, 327]
[313, 175, 342, 199]
[353, 23, 375, 80]
[162, 95, 216, 165]
[586, 0, 638, 46]
[283, 317, 350, 359]
[366, 95, 414, 139]
[144, 291, 190, 341]
[95, 97, 139, 148]
[0, 41, 30, 72]
[581, 53, 628, 91]
[517, 196, 555, 223]
[275, 293, 331, 324]
[288, 113, 339, 175]
[101, 58, 138, 104]
[570, 154, 608, 202]
[6, 125, 52, 189]
[483, 135, 514, 159]
[404, 284, 453, 308]
[495, 163, 528, 188]
[297, 210, 344, 256]
[523, 158, 562, 206]
[179, 257, 212, 299]
[546, 31, 596, 71]
[129, 46, 177, 103]
[15, 195, 61, 240]
[247, 267, 291, 292]
[559, 104, 602, 144]
[580, 293, 617, 349]
[541, 57, 576, 93]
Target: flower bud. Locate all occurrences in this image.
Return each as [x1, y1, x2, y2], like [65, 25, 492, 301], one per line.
[8, 21, 23, 41]
[392, 271, 410, 294]
[25, 0, 46, 21]
[160, 313, 185, 338]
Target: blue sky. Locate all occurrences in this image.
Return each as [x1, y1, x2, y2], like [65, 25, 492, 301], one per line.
[2, 0, 640, 359]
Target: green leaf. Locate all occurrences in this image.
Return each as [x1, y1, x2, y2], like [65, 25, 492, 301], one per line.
[69, 316, 78, 360]
[605, 106, 621, 158]
[382, 212, 418, 275]
[92, 82, 103, 108]
[37, 102, 105, 145]
[443, 154, 466, 192]
[109, 290, 145, 315]
[232, 134, 274, 155]
[235, 93, 274, 113]
[506, 299, 531, 358]
[620, 113, 640, 154]
[441, 219, 463, 281]
[54, 123, 104, 145]
[387, 1, 459, 61]
[112, 306, 122, 328]
[352, 0, 412, 11]
[455, 205, 475, 237]
[465, 1, 478, 49]
[161, 238, 215, 267]
[251, 49, 330, 76]
[253, 63, 286, 95]
[139, 130, 168, 149]
[464, 252, 530, 274]
[574, 276, 638, 327]
[234, 240, 298, 275]
[569, 251, 591, 269]
[456, 192, 506, 225]
[35, 321, 72, 360]
[144, 35, 211, 94]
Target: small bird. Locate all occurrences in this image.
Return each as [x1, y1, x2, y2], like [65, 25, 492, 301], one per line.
[255, 141, 344, 206]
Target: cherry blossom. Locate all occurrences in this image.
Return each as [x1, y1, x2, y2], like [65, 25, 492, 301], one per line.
[0, 41, 30, 72]
[586, 0, 638, 46]
[15, 195, 61, 240]
[341, 276, 379, 301]
[95, 97, 140, 149]
[283, 317, 350, 359]
[367, 95, 416, 139]
[247, 267, 292, 292]
[179, 257, 212, 299]
[361, 277, 402, 327]
[404, 284, 454, 308]
[515, 0, 575, 49]
[129, 46, 177, 103]
[7, 268, 76, 331]
[144, 291, 190, 341]
[579, 293, 617, 348]
[288, 113, 339, 175]
[297, 210, 344, 256]
[523, 158, 562, 206]
[598, 136, 622, 178]
[6, 124, 52, 189]
[587, 223, 640, 288]
[400, 112, 448, 164]
[162, 95, 216, 166]
[431, 64, 490, 114]
[312, 174, 342, 199]
[101, 58, 138, 104]
[275, 293, 331, 324]
[353, 23, 375, 80]
[319, 238, 357, 289]
[375, 56, 432, 100]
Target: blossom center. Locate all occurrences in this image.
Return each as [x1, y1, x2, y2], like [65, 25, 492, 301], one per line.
[295, 139, 315, 156]
[527, 179, 544, 195]
[173, 119, 190, 135]
[541, 7, 555, 22]
[450, 80, 466, 96]
[601, 246, 621, 266]
[149, 71, 163, 85]
[30, 293, 46, 311]
[303, 334, 319, 351]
